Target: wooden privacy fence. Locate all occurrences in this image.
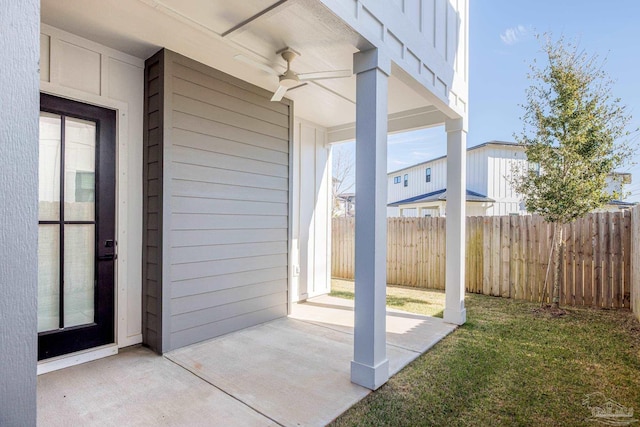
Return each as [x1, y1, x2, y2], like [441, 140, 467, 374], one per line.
[332, 211, 633, 309]
[632, 206, 640, 320]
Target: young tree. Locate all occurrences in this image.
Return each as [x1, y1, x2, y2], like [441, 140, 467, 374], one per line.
[512, 35, 634, 309]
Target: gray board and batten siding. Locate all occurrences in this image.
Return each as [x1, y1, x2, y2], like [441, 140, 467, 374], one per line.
[143, 49, 292, 353]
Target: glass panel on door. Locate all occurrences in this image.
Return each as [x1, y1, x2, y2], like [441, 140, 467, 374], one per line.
[63, 224, 95, 327]
[38, 112, 61, 221]
[64, 117, 96, 221]
[37, 225, 60, 333]
[38, 112, 98, 331]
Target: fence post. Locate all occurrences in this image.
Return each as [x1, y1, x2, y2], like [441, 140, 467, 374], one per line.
[632, 207, 640, 320]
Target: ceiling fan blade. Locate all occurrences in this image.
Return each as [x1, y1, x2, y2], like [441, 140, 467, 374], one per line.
[297, 69, 352, 81]
[233, 54, 278, 75]
[271, 85, 288, 102]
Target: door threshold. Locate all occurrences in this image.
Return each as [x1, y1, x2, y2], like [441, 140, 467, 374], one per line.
[37, 344, 118, 375]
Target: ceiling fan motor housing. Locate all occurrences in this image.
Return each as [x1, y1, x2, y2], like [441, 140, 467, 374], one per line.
[278, 48, 300, 88]
[279, 69, 299, 88]
[280, 48, 298, 64]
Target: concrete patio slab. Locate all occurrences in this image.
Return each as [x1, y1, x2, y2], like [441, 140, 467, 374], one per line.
[291, 295, 456, 358]
[38, 296, 457, 426]
[167, 318, 375, 427]
[37, 346, 277, 427]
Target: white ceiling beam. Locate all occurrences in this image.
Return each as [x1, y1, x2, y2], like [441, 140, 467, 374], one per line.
[221, 0, 291, 38]
[327, 106, 447, 143]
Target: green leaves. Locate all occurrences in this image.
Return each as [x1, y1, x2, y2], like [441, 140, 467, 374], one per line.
[512, 34, 633, 225]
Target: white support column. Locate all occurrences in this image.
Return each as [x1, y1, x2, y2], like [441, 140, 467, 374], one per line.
[351, 48, 390, 390]
[444, 118, 467, 325]
[0, 0, 39, 424]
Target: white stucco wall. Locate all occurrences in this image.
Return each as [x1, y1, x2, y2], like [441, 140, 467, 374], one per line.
[0, 1, 39, 425]
[39, 25, 144, 348]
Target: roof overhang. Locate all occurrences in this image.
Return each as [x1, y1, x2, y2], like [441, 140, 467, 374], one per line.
[389, 189, 495, 207]
[41, 0, 447, 132]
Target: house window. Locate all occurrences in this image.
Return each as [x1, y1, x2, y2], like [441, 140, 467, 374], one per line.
[394, 176, 401, 184]
[425, 168, 431, 183]
[404, 174, 408, 187]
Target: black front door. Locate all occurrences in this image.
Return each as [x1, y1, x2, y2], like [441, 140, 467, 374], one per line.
[38, 93, 116, 360]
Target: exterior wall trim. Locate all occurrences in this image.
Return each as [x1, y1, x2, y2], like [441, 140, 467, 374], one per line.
[142, 48, 166, 352]
[37, 344, 118, 375]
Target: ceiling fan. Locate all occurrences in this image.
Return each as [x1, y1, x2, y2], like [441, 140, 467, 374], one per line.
[235, 47, 352, 102]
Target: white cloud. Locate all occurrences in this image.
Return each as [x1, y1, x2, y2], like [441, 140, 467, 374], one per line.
[411, 151, 436, 158]
[500, 25, 531, 46]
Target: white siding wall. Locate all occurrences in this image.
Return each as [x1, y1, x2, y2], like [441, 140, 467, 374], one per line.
[40, 25, 144, 348]
[466, 204, 487, 217]
[484, 146, 527, 216]
[388, 157, 447, 204]
[320, 0, 468, 116]
[387, 144, 533, 217]
[605, 175, 628, 195]
[390, 203, 485, 217]
[291, 120, 332, 301]
[466, 146, 488, 195]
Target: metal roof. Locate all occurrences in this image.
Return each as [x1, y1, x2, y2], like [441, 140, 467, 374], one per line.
[388, 189, 495, 206]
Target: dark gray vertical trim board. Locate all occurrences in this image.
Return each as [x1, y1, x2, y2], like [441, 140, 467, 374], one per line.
[161, 51, 175, 352]
[0, 0, 39, 425]
[142, 49, 165, 353]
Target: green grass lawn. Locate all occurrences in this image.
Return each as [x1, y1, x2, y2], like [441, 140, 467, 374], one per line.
[329, 279, 640, 427]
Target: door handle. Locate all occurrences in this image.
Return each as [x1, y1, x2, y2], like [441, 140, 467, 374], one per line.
[99, 240, 117, 260]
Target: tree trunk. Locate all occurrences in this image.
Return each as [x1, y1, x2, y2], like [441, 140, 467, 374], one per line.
[552, 223, 564, 309]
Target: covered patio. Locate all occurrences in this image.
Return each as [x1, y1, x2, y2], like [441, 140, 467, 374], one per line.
[38, 295, 455, 426]
[1, 1, 469, 424]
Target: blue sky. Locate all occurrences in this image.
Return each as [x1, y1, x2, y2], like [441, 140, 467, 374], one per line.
[335, 0, 640, 201]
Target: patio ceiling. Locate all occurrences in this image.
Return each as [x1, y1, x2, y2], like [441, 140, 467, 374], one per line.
[41, 0, 438, 130]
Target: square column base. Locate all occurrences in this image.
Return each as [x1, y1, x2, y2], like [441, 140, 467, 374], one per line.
[351, 359, 389, 390]
[443, 308, 467, 325]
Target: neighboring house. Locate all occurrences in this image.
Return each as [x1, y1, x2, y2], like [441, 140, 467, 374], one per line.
[331, 175, 355, 217]
[388, 141, 634, 217]
[334, 192, 356, 217]
[2, 0, 470, 421]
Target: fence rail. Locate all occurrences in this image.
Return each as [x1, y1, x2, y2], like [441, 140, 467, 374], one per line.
[332, 211, 633, 309]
